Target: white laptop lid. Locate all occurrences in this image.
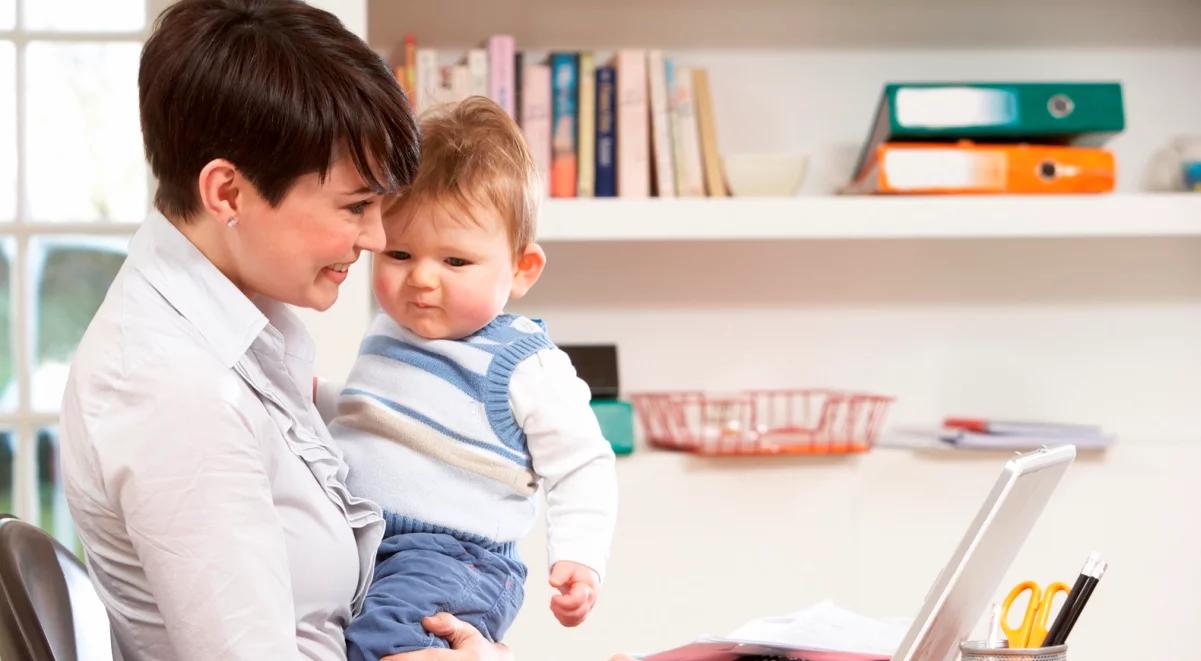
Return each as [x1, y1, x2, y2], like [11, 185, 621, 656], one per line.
[892, 444, 1076, 661]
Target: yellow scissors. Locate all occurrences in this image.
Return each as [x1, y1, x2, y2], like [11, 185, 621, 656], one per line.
[1001, 580, 1072, 648]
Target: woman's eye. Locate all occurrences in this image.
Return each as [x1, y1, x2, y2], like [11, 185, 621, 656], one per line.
[347, 200, 372, 215]
[445, 257, 469, 267]
[386, 251, 410, 260]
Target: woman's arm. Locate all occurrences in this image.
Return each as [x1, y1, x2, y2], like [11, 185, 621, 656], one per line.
[107, 384, 302, 659]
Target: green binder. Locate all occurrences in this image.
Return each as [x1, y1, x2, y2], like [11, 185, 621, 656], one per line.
[852, 81, 1125, 179]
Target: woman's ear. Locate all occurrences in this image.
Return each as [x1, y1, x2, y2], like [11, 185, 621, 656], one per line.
[510, 242, 546, 300]
[196, 158, 241, 223]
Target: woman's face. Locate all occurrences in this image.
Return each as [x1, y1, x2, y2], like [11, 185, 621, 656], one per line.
[231, 154, 387, 310]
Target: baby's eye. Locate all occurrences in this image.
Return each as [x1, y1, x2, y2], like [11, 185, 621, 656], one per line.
[386, 251, 411, 260]
[445, 257, 470, 267]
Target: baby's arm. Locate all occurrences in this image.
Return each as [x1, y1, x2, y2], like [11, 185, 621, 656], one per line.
[510, 347, 618, 626]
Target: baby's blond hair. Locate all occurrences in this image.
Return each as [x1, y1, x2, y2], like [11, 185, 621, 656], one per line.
[385, 96, 540, 255]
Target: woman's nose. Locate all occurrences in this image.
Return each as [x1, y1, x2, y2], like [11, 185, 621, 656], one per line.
[356, 205, 386, 253]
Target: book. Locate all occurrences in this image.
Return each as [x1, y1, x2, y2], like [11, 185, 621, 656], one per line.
[668, 62, 705, 197]
[647, 50, 676, 197]
[487, 34, 516, 118]
[843, 142, 1115, 194]
[692, 68, 728, 196]
[465, 48, 488, 97]
[576, 52, 596, 198]
[520, 63, 552, 197]
[852, 82, 1125, 180]
[513, 51, 524, 127]
[612, 49, 649, 198]
[594, 65, 617, 197]
[445, 64, 470, 104]
[550, 52, 579, 198]
[414, 48, 440, 115]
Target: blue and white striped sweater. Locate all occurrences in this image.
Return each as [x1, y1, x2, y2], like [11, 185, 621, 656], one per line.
[331, 313, 555, 545]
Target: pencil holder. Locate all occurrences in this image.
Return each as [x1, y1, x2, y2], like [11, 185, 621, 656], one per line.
[960, 641, 1067, 661]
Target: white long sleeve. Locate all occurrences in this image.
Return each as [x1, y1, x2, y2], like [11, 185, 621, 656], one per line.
[510, 347, 619, 580]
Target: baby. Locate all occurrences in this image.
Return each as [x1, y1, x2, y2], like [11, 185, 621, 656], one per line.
[333, 97, 618, 659]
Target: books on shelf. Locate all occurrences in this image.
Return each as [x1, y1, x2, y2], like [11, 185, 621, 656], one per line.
[390, 35, 730, 200]
[847, 81, 1125, 195]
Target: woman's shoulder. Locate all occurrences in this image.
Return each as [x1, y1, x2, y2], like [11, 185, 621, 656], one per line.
[67, 265, 245, 412]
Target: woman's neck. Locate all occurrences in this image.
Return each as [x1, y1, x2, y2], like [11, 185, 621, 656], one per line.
[168, 211, 255, 298]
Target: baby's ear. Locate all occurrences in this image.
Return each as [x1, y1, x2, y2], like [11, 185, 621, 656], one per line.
[510, 242, 546, 300]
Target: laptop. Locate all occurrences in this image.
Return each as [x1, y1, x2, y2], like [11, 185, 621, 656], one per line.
[891, 444, 1076, 661]
[642, 445, 1076, 661]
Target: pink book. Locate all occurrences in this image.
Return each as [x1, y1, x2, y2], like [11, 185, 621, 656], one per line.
[520, 63, 552, 197]
[487, 34, 516, 118]
[611, 49, 649, 198]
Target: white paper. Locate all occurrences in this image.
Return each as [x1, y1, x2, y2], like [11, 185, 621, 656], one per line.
[722, 601, 912, 656]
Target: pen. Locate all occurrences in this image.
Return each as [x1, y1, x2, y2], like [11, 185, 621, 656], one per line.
[1043, 552, 1107, 647]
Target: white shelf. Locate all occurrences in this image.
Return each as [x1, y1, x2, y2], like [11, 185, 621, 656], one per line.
[536, 194, 1201, 242]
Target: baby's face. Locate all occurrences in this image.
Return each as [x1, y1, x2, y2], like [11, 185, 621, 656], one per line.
[373, 200, 518, 340]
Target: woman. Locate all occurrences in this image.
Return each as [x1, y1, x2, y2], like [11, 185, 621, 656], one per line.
[59, 1, 508, 659]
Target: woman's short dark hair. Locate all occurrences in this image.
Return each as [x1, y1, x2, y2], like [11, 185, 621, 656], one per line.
[140, 0, 419, 221]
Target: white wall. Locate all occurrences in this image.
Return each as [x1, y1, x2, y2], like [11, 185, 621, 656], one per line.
[289, 1, 1201, 658]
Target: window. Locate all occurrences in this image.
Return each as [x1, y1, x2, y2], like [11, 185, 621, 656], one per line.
[0, 0, 149, 547]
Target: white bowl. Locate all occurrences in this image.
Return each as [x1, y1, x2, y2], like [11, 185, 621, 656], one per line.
[722, 153, 808, 197]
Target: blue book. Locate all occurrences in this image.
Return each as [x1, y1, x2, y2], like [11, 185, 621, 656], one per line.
[549, 52, 578, 197]
[594, 66, 617, 198]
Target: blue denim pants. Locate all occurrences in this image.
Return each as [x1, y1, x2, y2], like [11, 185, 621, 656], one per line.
[345, 516, 527, 661]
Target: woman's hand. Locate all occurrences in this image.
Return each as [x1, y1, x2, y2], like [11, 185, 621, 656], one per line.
[380, 613, 513, 661]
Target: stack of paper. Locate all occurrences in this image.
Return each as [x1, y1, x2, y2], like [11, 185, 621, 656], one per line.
[941, 418, 1115, 450]
[640, 601, 910, 660]
[883, 419, 1115, 452]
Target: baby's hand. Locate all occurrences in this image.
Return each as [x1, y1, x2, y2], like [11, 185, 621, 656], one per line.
[548, 561, 600, 627]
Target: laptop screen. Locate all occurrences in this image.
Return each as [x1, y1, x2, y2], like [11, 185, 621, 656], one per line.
[892, 445, 1076, 661]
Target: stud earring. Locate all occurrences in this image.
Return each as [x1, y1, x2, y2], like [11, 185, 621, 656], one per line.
[226, 217, 238, 228]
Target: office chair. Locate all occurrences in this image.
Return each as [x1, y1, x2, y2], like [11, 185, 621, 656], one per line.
[0, 516, 114, 661]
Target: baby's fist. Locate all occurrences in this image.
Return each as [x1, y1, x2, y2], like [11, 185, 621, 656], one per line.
[548, 561, 600, 627]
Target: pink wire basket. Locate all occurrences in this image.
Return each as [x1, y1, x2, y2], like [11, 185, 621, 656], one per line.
[630, 389, 894, 456]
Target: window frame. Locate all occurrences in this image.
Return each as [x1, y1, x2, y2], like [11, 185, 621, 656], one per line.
[0, 0, 151, 524]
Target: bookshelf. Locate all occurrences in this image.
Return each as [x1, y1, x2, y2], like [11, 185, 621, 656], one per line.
[537, 194, 1201, 242]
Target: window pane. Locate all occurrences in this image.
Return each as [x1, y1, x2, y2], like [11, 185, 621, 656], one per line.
[36, 427, 78, 551]
[0, 239, 12, 413]
[0, 0, 12, 30]
[24, 41, 146, 223]
[31, 236, 128, 411]
[23, 0, 144, 32]
[0, 42, 14, 222]
[0, 429, 12, 516]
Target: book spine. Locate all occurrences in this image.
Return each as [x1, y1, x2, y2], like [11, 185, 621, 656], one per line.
[487, 34, 516, 118]
[615, 49, 649, 198]
[521, 64, 552, 197]
[647, 50, 676, 197]
[669, 65, 705, 197]
[466, 48, 488, 97]
[576, 52, 596, 198]
[513, 51, 525, 128]
[550, 53, 579, 198]
[415, 48, 440, 115]
[692, 68, 728, 196]
[594, 66, 617, 198]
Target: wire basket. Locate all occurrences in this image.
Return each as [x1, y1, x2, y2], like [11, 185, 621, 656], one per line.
[630, 389, 894, 456]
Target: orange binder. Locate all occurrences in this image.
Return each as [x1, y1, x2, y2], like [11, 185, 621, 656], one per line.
[845, 142, 1115, 194]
